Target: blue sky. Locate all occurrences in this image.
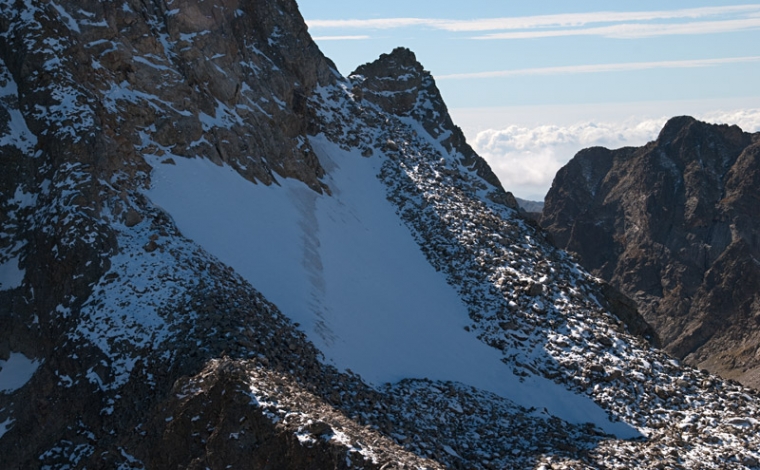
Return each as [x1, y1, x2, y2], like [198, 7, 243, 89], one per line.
[299, 1, 760, 200]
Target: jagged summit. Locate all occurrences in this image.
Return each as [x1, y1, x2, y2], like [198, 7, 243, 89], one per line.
[657, 115, 748, 148]
[542, 116, 760, 387]
[350, 46, 429, 118]
[657, 115, 700, 140]
[351, 47, 515, 206]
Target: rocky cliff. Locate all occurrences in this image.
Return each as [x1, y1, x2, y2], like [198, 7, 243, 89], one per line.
[2, 1, 760, 469]
[541, 116, 760, 387]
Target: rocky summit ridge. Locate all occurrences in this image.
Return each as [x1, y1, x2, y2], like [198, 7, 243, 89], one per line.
[541, 116, 760, 389]
[1, 1, 760, 469]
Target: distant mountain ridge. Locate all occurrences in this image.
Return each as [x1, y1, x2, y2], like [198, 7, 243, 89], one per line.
[516, 197, 545, 214]
[2, 1, 760, 469]
[541, 116, 760, 387]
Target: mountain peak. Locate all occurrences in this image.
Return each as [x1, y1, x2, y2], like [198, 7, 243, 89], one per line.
[542, 116, 760, 388]
[374, 46, 422, 70]
[659, 114, 698, 133]
[350, 49, 517, 208]
[350, 47, 428, 117]
[656, 115, 749, 151]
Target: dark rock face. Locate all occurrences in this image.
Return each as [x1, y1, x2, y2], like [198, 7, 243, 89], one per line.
[541, 116, 760, 386]
[596, 281, 661, 347]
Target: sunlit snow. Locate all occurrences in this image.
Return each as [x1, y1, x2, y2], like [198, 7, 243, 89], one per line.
[146, 136, 638, 437]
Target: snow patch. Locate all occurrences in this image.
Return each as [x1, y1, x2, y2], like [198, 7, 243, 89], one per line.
[10, 184, 37, 209]
[72, 212, 188, 389]
[0, 352, 41, 393]
[0, 256, 24, 290]
[0, 417, 13, 439]
[198, 99, 244, 131]
[0, 59, 38, 153]
[50, 2, 81, 33]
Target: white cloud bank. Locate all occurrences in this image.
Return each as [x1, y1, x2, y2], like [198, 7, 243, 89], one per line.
[472, 109, 760, 201]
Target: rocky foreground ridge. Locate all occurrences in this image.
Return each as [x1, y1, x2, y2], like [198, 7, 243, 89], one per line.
[541, 117, 760, 389]
[1, 1, 760, 469]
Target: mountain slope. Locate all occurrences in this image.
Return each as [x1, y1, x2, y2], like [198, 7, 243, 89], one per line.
[1, 1, 760, 469]
[516, 197, 545, 215]
[541, 117, 760, 388]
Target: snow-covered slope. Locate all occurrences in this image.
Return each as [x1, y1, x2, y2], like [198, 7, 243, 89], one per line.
[146, 133, 636, 438]
[144, 61, 760, 466]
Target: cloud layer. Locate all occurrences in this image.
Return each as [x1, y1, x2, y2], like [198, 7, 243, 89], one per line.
[311, 35, 370, 41]
[471, 109, 760, 201]
[473, 17, 760, 39]
[307, 4, 760, 39]
[436, 56, 760, 80]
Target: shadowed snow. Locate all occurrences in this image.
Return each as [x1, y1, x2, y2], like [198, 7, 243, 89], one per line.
[0, 352, 40, 393]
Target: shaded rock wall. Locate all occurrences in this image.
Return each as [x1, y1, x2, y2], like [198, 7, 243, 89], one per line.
[541, 116, 760, 386]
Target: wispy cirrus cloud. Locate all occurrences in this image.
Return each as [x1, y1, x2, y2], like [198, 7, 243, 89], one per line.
[311, 35, 370, 41]
[436, 56, 760, 80]
[475, 17, 760, 39]
[307, 18, 432, 29]
[307, 5, 760, 37]
[438, 6, 760, 32]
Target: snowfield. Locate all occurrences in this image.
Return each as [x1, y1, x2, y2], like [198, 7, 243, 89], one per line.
[146, 135, 638, 438]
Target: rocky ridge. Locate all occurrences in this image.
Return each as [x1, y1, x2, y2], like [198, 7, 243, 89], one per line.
[541, 117, 760, 388]
[312, 69, 760, 467]
[515, 197, 545, 216]
[1, 1, 760, 469]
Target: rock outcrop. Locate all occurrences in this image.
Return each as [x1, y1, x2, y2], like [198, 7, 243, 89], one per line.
[541, 116, 760, 387]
